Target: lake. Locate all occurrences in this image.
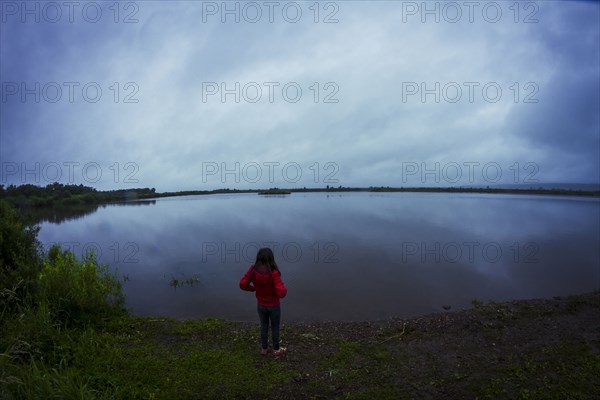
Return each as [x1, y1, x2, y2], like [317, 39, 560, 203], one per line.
[37, 192, 600, 322]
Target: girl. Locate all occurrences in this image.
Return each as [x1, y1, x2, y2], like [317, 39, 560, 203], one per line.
[239, 247, 288, 356]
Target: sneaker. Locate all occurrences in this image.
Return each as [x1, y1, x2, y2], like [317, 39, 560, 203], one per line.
[272, 347, 287, 357]
[260, 347, 268, 356]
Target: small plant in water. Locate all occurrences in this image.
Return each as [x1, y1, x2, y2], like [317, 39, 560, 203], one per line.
[168, 274, 201, 289]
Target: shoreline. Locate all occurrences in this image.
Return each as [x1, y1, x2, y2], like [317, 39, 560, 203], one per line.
[147, 186, 600, 199]
[3, 276, 598, 398]
[4, 184, 598, 223]
[139, 289, 600, 331]
[135, 293, 598, 325]
[104, 290, 599, 398]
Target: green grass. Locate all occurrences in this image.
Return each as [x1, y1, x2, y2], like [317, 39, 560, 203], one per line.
[3, 302, 600, 399]
[475, 341, 600, 399]
[1, 315, 294, 399]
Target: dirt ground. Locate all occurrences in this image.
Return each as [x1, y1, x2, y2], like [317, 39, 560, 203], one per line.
[253, 291, 600, 398]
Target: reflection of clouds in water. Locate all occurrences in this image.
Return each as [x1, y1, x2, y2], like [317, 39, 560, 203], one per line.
[37, 193, 600, 321]
[328, 192, 598, 240]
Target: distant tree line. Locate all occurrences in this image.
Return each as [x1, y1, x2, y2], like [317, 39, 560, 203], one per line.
[364, 186, 600, 196]
[1, 182, 597, 213]
[0, 182, 157, 209]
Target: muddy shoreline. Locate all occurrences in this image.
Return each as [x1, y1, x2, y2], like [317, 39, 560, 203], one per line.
[271, 291, 599, 398]
[142, 290, 599, 398]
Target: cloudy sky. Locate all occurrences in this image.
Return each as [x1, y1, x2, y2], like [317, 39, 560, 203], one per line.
[1, 0, 598, 191]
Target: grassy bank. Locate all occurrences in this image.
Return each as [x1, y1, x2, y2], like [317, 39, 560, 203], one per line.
[2, 292, 598, 399]
[1, 200, 599, 399]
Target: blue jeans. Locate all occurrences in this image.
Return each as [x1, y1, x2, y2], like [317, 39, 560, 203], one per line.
[257, 304, 281, 350]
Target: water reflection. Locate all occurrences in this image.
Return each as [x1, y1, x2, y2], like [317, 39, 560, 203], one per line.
[23, 200, 156, 225]
[37, 193, 600, 322]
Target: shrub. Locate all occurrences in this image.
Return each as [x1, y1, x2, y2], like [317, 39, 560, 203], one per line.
[39, 245, 125, 323]
[1, 200, 125, 325]
[0, 200, 126, 399]
[0, 200, 43, 315]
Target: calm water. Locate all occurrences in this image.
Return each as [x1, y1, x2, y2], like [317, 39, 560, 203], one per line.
[37, 192, 600, 322]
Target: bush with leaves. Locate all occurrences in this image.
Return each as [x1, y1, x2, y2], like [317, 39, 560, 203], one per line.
[39, 245, 124, 323]
[0, 200, 43, 316]
[1, 200, 125, 323]
[1, 200, 126, 399]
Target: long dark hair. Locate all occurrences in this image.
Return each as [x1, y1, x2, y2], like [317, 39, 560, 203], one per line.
[254, 247, 279, 274]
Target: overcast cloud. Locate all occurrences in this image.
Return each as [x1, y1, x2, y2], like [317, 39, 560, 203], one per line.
[1, 0, 598, 190]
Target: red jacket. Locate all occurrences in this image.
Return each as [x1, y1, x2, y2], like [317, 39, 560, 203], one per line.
[239, 264, 287, 307]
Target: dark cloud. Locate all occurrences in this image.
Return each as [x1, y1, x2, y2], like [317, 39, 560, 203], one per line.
[1, 1, 598, 190]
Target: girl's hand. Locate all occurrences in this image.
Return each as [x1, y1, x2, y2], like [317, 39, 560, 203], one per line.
[239, 265, 256, 291]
